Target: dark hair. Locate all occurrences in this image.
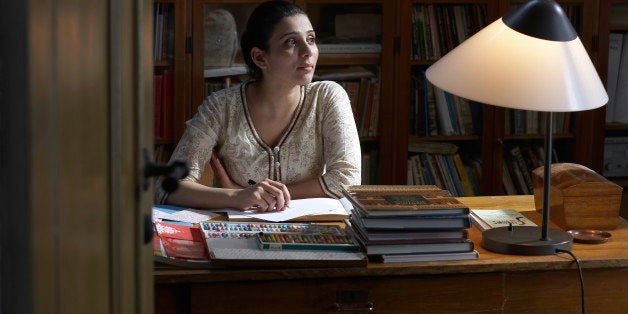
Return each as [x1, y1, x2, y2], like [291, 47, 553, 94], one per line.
[241, 1, 307, 80]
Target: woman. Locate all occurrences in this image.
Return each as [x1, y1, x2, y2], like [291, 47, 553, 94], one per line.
[156, 0, 361, 211]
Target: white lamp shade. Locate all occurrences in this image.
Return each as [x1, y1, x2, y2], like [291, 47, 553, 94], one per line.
[426, 18, 608, 112]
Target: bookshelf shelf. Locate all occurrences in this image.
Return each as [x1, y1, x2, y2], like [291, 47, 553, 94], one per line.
[503, 134, 575, 141]
[598, 0, 628, 217]
[152, 0, 188, 164]
[155, 60, 174, 67]
[410, 60, 435, 66]
[606, 123, 628, 131]
[409, 135, 482, 142]
[317, 54, 381, 65]
[610, 26, 628, 31]
[359, 136, 379, 143]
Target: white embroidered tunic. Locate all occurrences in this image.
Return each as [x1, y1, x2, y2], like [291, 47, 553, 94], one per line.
[156, 80, 361, 203]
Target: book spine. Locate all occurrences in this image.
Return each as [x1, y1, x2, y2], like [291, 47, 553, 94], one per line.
[607, 33, 624, 122]
[511, 146, 533, 194]
[161, 69, 173, 141]
[153, 74, 163, 139]
[433, 85, 455, 135]
[613, 34, 628, 123]
[452, 153, 475, 196]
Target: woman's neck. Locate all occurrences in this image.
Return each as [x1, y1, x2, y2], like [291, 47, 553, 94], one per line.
[245, 79, 304, 147]
[248, 79, 302, 112]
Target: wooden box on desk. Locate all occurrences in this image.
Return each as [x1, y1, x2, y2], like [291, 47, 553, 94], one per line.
[532, 163, 623, 230]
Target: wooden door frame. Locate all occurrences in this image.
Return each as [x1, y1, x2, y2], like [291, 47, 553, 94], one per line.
[0, 1, 154, 313]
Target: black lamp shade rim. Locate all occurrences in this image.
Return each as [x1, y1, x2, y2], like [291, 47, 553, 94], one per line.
[503, 0, 577, 41]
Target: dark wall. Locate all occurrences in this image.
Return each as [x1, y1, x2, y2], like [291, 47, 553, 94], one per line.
[0, 0, 32, 313]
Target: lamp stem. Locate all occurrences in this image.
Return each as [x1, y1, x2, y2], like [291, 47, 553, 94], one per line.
[542, 112, 553, 241]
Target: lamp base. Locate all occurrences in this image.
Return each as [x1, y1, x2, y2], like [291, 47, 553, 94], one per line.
[481, 226, 573, 255]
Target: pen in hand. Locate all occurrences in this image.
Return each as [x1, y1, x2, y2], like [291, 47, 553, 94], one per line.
[247, 179, 290, 210]
[246, 179, 261, 210]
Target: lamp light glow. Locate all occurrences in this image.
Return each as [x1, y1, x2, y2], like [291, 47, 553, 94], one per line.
[425, 0, 608, 255]
[426, 18, 608, 112]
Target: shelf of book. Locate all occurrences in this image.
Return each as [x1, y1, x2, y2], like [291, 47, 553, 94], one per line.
[408, 135, 482, 142]
[606, 123, 628, 131]
[299, 0, 394, 184]
[398, 0, 607, 196]
[153, 0, 189, 165]
[503, 133, 575, 141]
[598, 1, 628, 192]
[317, 53, 381, 65]
[399, 0, 498, 194]
[611, 4, 628, 32]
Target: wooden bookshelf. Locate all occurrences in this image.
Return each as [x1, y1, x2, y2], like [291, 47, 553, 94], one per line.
[153, 0, 613, 194]
[299, 0, 395, 184]
[396, 0, 608, 196]
[599, 0, 628, 219]
[153, 0, 190, 155]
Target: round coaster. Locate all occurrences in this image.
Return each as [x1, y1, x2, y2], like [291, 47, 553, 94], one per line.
[567, 229, 612, 244]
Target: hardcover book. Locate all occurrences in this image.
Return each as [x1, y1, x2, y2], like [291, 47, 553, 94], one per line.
[470, 209, 537, 232]
[379, 250, 479, 263]
[342, 185, 470, 217]
[352, 227, 468, 244]
[350, 213, 471, 231]
[362, 239, 474, 256]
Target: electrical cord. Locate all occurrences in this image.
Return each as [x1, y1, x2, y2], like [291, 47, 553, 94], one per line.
[556, 249, 585, 314]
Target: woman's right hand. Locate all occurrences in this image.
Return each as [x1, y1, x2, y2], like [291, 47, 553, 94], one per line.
[232, 179, 291, 212]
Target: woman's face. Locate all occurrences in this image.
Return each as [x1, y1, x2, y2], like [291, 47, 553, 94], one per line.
[260, 14, 318, 86]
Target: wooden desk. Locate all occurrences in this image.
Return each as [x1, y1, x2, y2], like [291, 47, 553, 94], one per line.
[154, 196, 628, 313]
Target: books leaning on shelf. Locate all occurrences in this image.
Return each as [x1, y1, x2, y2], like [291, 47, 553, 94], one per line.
[609, 32, 628, 123]
[406, 142, 480, 197]
[470, 209, 537, 232]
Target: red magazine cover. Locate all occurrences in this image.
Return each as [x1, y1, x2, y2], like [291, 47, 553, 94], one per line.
[154, 221, 209, 260]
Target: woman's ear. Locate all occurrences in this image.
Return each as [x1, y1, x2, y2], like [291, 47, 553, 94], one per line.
[251, 47, 267, 70]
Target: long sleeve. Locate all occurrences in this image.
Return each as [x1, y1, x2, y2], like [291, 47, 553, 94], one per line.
[317, 82, 362, 198]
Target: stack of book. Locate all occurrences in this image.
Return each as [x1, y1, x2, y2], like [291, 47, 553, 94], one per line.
[342, 185, 478, 263]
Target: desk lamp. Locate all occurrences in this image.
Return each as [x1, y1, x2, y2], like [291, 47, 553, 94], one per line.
[426, 0, 608, 255]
